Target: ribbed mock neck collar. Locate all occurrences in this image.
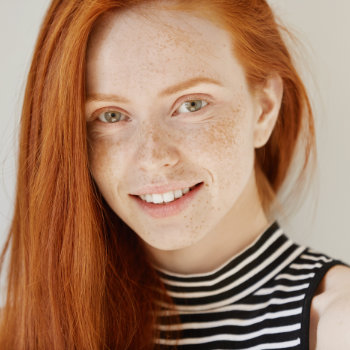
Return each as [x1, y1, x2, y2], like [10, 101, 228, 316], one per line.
[154, 221, 304, 312]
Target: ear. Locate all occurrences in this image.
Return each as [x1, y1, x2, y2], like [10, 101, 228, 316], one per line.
[253, 73, 283, 149]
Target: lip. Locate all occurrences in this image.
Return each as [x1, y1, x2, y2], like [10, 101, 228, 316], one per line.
[130, 182, 204, 218]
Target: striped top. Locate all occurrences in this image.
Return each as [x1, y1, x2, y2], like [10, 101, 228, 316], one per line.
[153, 221, 344, 350]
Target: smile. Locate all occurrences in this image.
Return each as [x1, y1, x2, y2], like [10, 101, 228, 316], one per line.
[131, 182, 204, 218]
[138, 184, 198, 204]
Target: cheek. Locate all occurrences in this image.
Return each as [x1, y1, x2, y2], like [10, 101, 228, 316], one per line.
[190, 102, 253, 186]
[87, 134, 125, 194]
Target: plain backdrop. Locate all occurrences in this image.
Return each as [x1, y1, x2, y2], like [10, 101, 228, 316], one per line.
[0, 0, 349, 302]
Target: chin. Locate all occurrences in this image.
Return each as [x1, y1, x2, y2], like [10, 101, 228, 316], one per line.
[142, 233, 201, 252]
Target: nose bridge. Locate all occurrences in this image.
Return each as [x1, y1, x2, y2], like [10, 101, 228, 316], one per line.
[135, 119, 180, 170]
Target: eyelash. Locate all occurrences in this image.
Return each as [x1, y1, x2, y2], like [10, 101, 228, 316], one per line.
[92, 96, 211, 124]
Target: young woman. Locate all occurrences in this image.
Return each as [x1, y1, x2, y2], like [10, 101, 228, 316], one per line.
[0, 0, 349, 349]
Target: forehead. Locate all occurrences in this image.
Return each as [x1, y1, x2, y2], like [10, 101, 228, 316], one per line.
[88, 4, 232, 54]
[86, 4, 245, 95]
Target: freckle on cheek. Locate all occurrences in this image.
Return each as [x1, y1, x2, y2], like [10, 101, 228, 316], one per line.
[203, 106, 246, 162]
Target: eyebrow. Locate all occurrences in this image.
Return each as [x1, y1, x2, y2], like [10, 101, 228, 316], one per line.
[86, 77, 223, 104]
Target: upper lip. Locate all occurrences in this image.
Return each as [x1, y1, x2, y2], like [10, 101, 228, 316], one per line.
[130, 182, 202, 196]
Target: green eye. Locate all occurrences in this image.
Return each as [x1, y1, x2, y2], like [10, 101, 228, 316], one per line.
[177, 100, 208, 113]
[98, 110, 125, 123]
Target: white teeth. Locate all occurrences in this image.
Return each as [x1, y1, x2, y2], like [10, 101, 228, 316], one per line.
[138, 186, 195, 204]
[174, 189, 183, 198]
[163, 191, 175, 203]
[152, 194, 163, 204]
[145, 194, 153, 203]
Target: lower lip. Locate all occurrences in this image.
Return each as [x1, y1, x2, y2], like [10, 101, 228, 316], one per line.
[130, 182, 204, 219]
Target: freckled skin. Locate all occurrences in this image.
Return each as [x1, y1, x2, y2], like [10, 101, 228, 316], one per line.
[85, 4, 279, 274]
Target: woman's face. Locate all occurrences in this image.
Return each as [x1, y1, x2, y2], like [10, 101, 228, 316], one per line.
[85, 4, 275, 258]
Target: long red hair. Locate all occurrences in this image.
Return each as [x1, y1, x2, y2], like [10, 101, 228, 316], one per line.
[0, 0, 316, 348]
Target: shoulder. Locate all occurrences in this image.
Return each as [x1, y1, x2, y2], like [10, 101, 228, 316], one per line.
[310, 264, 350, 350]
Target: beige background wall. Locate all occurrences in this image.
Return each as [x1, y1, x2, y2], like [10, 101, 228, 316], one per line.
[266, 0, 349, 262]
[0, 0, 349, 301]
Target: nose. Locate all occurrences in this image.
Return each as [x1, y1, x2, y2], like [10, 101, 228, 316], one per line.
[135, 124, 180, 172]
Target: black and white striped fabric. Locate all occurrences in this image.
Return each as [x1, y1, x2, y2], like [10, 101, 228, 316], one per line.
[153, 221, 344, 350]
